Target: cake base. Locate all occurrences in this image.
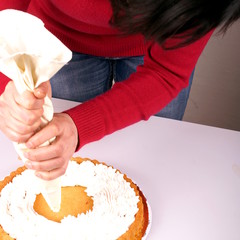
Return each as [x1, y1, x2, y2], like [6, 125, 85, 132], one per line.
[0, 157, 149, 239]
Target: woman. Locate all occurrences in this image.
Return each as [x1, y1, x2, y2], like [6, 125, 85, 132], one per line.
[0, 0, 240, 180]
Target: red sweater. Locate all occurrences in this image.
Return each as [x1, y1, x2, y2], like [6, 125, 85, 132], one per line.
[0, 0, 212, 149]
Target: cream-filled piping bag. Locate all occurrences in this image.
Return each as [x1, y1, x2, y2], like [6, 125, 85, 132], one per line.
[0, 9, 72, 212]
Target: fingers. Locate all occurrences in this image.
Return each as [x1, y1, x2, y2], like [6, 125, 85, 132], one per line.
[26, 120, 60, 149]
[33, 81, 52, 99]
[0, 108, 43, 142]
[23, 113, 78, 181]
[0, 81, 45, 142]
[0, 101, 43, 142]
[25, 155, 66, 173]
[15, 89, 44, 110]
[24, 138, 63, 162]
[24, 139, 69, 181]
[0, 125, 34, 143]
[9, 106, 43, 126]
[35, 163, 68, 180]
[6, 80, 45, 110]
[7, 119, 41, 139]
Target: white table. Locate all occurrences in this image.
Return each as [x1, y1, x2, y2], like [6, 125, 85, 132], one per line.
[1, 98, 240, 240]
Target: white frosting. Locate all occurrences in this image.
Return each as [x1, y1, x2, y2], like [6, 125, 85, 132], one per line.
[0, 160, 139, 240]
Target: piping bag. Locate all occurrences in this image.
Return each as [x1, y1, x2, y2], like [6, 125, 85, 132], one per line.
[0, 10, 72, 212]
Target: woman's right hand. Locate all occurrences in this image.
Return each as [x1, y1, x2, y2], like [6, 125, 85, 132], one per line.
[0, 81, 48, 143]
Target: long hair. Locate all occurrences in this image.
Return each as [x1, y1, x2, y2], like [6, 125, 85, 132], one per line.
[110, 0, 240, 48]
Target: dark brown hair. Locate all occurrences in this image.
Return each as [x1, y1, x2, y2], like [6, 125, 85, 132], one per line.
[110, 0, 240, 48]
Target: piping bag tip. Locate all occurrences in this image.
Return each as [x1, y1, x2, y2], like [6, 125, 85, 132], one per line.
[39, 177, 62, 212]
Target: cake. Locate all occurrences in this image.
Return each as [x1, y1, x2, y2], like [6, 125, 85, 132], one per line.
[0, 157, 149, 239]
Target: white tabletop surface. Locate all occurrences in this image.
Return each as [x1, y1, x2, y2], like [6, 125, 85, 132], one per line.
[0, 98, 240, 240]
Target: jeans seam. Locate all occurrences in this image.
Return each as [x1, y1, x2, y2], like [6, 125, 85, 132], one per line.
[112, 60, 117, 82]
[107, 60, 113, 90]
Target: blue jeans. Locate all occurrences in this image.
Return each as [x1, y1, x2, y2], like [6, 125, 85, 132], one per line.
[50, 52, 194, 120]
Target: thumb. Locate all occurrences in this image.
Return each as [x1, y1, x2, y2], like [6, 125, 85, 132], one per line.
[34, 81, 51, 99]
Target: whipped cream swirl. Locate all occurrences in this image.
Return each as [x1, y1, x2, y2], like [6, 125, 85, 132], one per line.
[0, 160, 139, 240]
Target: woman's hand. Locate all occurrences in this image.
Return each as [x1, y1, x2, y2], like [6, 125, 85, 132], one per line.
[23, 113, 78, 180]
[0, 81, 49, 143]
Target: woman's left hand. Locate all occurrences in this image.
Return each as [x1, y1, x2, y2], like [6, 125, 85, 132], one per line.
[23, 113, 78, 180]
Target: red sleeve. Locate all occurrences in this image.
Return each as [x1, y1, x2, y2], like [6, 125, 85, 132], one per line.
[64, 31, 213, 150]
[0, 73, 11, 95]
[0, 0, 31, 11]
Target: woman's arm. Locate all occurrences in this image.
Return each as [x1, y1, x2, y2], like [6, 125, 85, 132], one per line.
[65, 30, 213, 150]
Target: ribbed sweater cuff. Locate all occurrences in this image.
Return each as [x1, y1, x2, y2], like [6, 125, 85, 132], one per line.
[64, 100, 105, 151]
